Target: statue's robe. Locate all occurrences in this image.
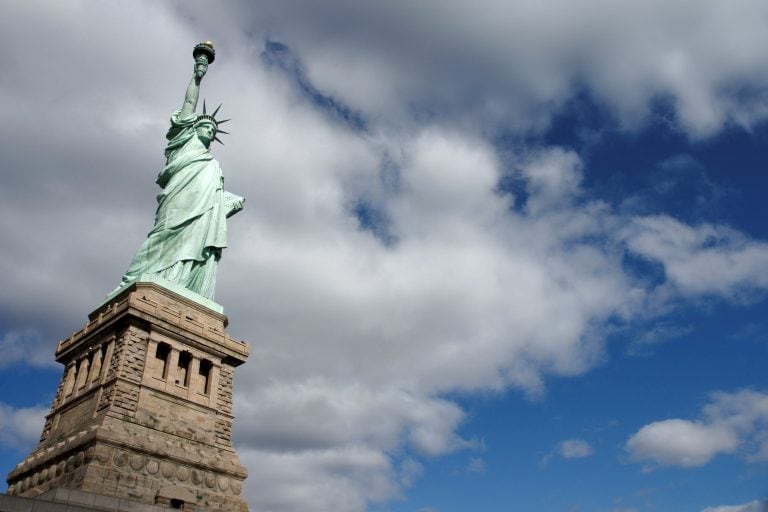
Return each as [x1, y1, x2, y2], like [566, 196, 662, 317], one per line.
[115, 110, 229, 299]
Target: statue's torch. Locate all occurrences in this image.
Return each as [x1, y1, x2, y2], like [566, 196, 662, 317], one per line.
[193, 40, 215, 78]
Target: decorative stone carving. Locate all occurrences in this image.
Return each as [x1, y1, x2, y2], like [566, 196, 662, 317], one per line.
[113, 450, 128, 467]
[146, 459, 159, 475]
[176, 465, 189, 482]
[95, 445, 111, 463]
[130, 454, 146, 471]
[160, 461, 175, 479]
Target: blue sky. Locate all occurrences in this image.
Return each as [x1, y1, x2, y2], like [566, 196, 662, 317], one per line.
[1, 2, 767, 511]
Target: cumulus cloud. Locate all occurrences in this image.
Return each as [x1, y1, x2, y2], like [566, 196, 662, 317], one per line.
[626, 419, 739, 467]
[0, 404, 47, 450]
[229, 138, 635, 509]
[234, 381, 470, 457]
[235, 0, 768, 136]
[622, 216, 768, 297]
[2, 2, 768, 511]
[239, 445, 399, 512]
[626, 389, 768, 468]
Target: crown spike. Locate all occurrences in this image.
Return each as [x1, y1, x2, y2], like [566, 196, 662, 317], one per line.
[194, 99, 231, 139]
[214, 136, 224, 145]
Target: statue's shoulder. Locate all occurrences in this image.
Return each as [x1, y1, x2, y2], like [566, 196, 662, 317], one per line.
[169, 109, 196, 128]
[167, 110, 197, 143]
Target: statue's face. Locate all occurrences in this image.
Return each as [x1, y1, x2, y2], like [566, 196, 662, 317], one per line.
[196, 122, 216, 147]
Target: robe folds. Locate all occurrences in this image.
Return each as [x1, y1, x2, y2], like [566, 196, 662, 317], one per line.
[114, 110, 233, 299]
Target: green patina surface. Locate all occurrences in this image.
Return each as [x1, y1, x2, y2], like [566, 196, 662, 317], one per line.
[110, 41, 243, 307]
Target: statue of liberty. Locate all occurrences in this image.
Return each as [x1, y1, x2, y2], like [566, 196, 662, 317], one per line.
[112, 41, 243, 300]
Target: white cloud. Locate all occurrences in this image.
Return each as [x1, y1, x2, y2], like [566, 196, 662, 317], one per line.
[702, 500, 768, 512]
[0, 404, 48, 450]
[622, 215, 768, 297]
[626, 389, 768, 468]
[239, 445, 398, 512]
[519, 147, 583, 215]
[626, 419, 739, 467]
[559, 439, 594, 459]
[234, 381, 470, 456]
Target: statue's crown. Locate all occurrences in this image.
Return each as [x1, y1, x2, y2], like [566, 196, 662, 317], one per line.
[195, 100, 230, 145]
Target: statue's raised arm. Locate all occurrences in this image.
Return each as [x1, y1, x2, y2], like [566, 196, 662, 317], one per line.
[110, 41, 243, 304]
[180, 42, 211, 119]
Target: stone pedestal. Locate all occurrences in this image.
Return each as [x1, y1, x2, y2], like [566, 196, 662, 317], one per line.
[5, 282, 250, 511]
